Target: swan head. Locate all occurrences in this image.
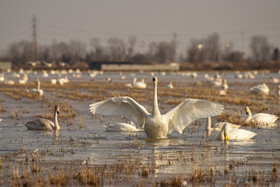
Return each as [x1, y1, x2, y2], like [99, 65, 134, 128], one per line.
[220, 123, 229, 142]
[153, 77, 158, 84]
[224, 123, 229, 141]
[55, 105, 60, 114]
[245, 106, 250, 114]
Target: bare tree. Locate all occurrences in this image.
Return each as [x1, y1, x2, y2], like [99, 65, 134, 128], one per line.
[6, 41, 33, 65]
[107, 37, 126, 61]
[68, 40, 87, 63]
[126, 35, 137, 61]
[89, 37, 104, 61]
[204, 33, 221, 61]
[222, 42, 233, 61]
[170, 33, 178, 62]
[249, 35, 273, 62]
[272, 48, 279, 61]
[186, 38, 206, 63]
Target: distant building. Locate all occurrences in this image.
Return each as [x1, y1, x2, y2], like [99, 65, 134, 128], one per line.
[0, 62, 12, 71]
[101, 63, 179, 71]
[89, 61, 180, 71]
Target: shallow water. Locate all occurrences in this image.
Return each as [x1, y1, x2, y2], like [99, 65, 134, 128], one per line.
[0, 70, 280, 185]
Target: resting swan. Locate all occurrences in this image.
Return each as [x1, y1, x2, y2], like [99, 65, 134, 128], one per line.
[90, 77, 224, 139]
[207, 117, 241, 132]
[245, 106, 278, 128]
[249, 83, 269, 95]
[24, 105, 60, 131]
[217, 123, 256, 141]
[26, 79, 43, 97]
[105, 122, 143, 132]
[133, 77, 147, 89]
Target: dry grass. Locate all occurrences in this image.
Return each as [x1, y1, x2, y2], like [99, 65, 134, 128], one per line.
[0, 87, 43, 101]
[36, 101, 77, 120]
[0, 105, 6, 113]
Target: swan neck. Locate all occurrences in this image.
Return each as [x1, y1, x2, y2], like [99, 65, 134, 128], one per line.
[54, 111, 60, 130]
[207, 117, 212, 131]
[246, 108, 252, 121]
[152, 82, 161, 116]
[37, 81, 40, 90]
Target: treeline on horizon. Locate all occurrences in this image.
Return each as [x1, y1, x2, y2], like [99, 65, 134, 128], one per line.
[0, 32, 279, 70]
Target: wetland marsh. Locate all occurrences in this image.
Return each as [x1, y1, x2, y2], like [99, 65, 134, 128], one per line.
[0, 70, 280, 186]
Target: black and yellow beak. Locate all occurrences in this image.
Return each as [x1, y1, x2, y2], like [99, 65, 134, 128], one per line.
[56, 106, 60, 114]
[153, 77, 157, 82]
[224, 135, 228, 142]
[245, 107, 249, 114]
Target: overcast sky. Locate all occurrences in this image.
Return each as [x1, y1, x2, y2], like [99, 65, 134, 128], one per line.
[0, 0, 279, 57]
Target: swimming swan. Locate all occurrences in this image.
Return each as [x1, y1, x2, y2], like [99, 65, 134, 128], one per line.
[217, 123, 256, 141]
[105, 122, 143, 132]
[245, 106, 278, 128]
[90, 77, 224, 139]
[166, 81, 174, 89]
[24, 105, 60, 131]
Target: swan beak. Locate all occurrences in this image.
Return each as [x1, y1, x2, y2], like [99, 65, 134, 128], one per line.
[56, 106, 60, 114]
[224, 135, 228, 142]
[245, 107, 249, 114]
[153, 77, 157, 82]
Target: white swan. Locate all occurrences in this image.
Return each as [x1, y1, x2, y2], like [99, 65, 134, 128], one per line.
[222, 79, 228, 90]
[125, 77, 147, 89]
[249, 83, 269, 95]
[24, 105, 60, 131]
[133, 77, 147, 89]
[104, 122, 143, 132]
[217, 123, 256, 141]
[0, 73, 4, 82]
[166, 81, 174, 89]
[245, 106, 278, 128]
[89, 77, 224, 139]
[106, 77, 112, 82]
[207, 117, 241, 132]
[269, 77, 279, 83]
[125, 78, 137, 88]
[26, 79, 43, 97]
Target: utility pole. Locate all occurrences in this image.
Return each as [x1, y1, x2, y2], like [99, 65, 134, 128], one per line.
[241, 31, 244, 53]
[32, 15, 37, 61]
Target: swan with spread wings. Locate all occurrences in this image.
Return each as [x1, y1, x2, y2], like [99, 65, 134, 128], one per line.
[89, 77, 224, 139]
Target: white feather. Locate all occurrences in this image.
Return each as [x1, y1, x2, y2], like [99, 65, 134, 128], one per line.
[105, 122, 143, 132]
[89, 97, 149, 128]
[165, 99, 224, 133]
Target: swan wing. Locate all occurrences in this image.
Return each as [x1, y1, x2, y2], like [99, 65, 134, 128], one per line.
[89, 97, 150, 128]
[252, 113, 278, 123]
[165, 99, 224, 133]
[24, 118, 54, 130]
[105, 123, 141, 132]
[228, 129, 257, 140]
